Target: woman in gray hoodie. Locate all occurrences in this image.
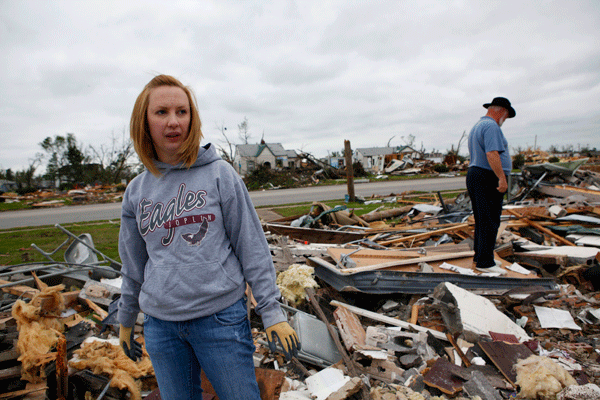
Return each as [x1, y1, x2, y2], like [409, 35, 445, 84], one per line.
[117, 74, 299, 399]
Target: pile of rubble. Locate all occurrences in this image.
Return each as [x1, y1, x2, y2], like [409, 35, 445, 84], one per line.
[1, 159, 600, 400]
[0, 185, 126, 207]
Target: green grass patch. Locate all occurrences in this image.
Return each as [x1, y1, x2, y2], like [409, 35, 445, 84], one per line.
[0, 221, 121, 267]
[0, 188, 463, 267]
[0, 201, 32, 212]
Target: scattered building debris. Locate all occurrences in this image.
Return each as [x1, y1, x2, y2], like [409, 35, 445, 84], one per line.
[2, 157, 600, 399]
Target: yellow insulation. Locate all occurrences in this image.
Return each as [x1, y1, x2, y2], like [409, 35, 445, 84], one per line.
[69, 339, 154, 400]
[276, 264, 319, 307]
[11, 284, 65, 382]
[515, 355, 578, 400]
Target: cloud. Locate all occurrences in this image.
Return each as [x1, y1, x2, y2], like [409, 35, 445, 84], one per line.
[1, 0, 599, 174]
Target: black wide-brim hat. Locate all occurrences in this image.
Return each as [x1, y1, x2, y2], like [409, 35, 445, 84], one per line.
[483, 97, 516, 118]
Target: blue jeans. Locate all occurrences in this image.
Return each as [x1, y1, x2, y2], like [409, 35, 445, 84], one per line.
[143, 298, 261, 400]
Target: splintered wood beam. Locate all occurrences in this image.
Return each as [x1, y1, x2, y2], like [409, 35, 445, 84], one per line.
[32, 291, 80, 314]
[0, 279, 39, 298]
[505, 209, 575, 246]
[82, 298, 108, 320]
[330, 300, 448, 341]
[0, 385, 48, 400]
[56, 336, 68, 400]
[377, 223, 471, 246]
[338, 251, 474, 274]
[333, 306, 367, 351]
[445, 332, 471, 368]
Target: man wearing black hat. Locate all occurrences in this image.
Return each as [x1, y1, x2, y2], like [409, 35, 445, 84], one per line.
[466, 97, 516, 275]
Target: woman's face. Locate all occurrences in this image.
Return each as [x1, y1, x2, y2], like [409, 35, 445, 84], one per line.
[147, 85, 191, 165]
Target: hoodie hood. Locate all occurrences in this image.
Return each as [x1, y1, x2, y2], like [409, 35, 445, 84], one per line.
[154, 143, 222, 173]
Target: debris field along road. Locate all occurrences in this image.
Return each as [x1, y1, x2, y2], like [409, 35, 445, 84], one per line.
[4, 157, 600, 399]
[0, 176, 465, 229]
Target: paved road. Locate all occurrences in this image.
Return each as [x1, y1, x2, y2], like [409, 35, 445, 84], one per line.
[0, 176, 466, 229]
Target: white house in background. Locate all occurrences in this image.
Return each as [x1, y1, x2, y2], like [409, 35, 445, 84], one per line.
[355, 145, 420, 172]
[233, 142, 300, 176]
[423, 151, 444, 164]
[0, 179, 18, 193]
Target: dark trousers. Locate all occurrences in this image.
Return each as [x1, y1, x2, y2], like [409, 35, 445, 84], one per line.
[466, 167, 506, 268]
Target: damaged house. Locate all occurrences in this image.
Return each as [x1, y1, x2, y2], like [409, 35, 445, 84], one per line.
[233, 142, 300, 176]
[0, 179, 18, 194]
[355, 146, 421, 173]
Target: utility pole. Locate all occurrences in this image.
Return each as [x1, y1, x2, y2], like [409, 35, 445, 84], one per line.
[344, 140, 355, 202]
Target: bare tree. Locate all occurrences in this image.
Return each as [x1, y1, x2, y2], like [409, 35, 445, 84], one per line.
[238, 117, 251, 144]
[446, 130, 466, 157]
[88, 129, 138, 184]
[14, 154, 43, 188]
[401, 134, 415, 147]
[214, 121, 235, 164]
[386, 135, 396, 147]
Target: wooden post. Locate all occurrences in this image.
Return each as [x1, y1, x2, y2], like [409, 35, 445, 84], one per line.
[344, 140, 355, 202]
[506, 209, 575, 246]
[56, 335, 68, 400]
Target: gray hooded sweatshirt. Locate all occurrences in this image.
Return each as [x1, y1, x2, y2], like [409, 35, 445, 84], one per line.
[117, 143, 285, 329]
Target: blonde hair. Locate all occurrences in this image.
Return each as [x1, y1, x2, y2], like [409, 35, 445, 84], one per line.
[130, 75, 203, 176]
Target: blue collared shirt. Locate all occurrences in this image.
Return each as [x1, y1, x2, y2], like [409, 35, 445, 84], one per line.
[468, 116, 512, 174]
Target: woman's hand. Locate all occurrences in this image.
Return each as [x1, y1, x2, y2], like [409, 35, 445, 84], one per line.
[119, 324, 143, 361]
[266, 321, 301, 361]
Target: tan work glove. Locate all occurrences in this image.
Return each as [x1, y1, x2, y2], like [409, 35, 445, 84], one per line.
[119, 324, 143, 361]
[266, 321, 301, 360]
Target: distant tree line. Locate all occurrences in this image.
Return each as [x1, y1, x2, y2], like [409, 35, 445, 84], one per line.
[1, 115, 258, 194]
[0, 132, 141, 194]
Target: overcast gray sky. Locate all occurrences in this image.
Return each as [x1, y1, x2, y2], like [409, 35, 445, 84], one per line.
[1, 0, 599, 173]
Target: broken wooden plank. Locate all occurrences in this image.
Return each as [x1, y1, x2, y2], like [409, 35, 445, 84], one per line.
[502, 206, 550, 218]
[0, 365, 21, 380]
[506, 209, 575, 246]
[446, 333, 471, 367]
[327, 247, 426, 261]
[0, 384, 48, 400]
[81, 298, 108, 320]
[330, 300, 448, 341]
[333, 305, 367, 351]
[536, 184, 600, 203]
[512, 252, 567, 268]
[263, 223, 368, 244]
[423, 357, 465, 395]
[0, 279, 39, 298]
[378, 223, 471, 246]
[0, 279, 79, 312]
[410, 303, 422, 325]
[56, 336, 68, 400]
[478, 341, 534, 386]
[337, 251, 474, 274]
[0, 348, 19, 363]
[32, 291, 80, 313]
